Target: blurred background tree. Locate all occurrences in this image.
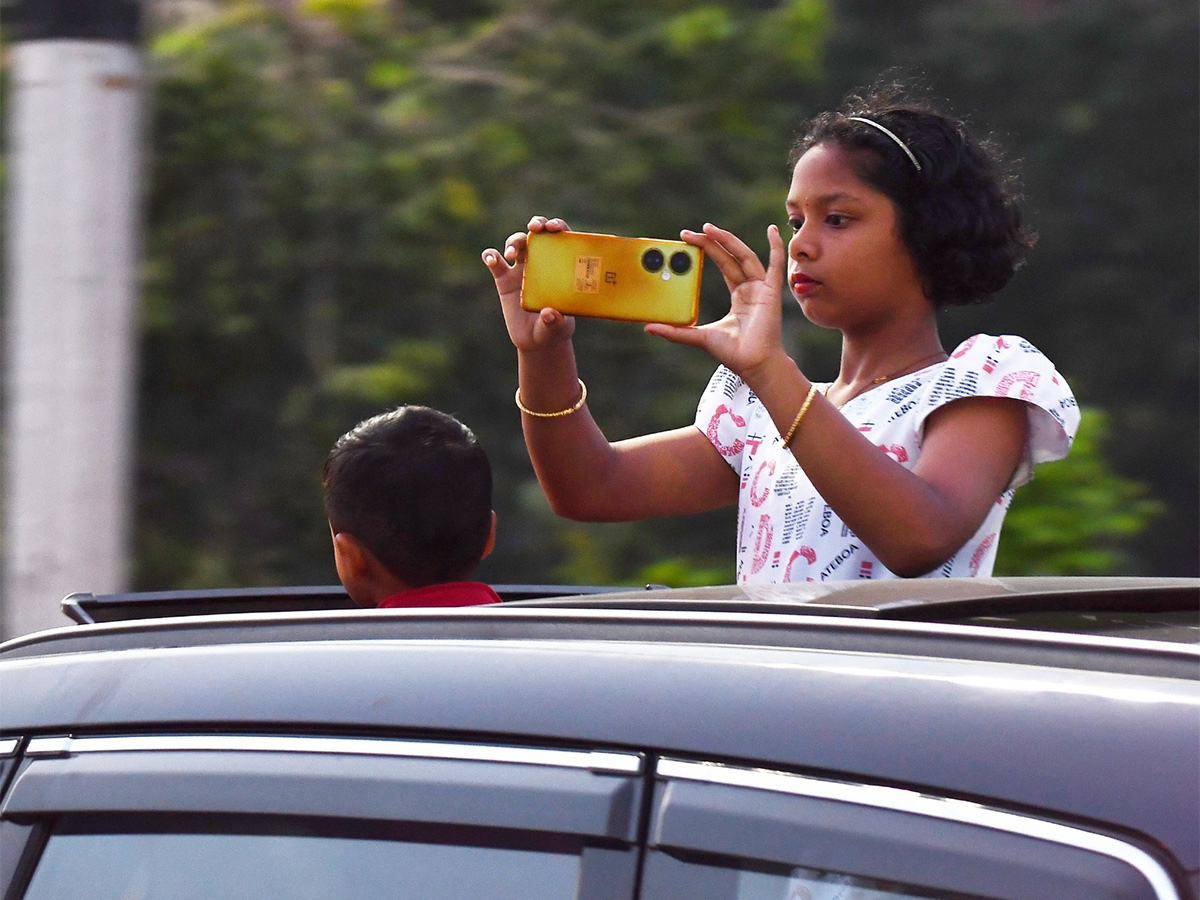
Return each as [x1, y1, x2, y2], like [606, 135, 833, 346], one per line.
[994, 408, 1165, 575]
[127, 0, 1194, 588]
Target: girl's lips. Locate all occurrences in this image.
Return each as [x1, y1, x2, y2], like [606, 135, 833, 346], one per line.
[791, 274, 821, 294]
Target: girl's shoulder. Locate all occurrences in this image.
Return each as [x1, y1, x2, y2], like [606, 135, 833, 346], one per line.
[929, 333, 1074, 408]
[944, 333, 1067, 374]
[923, 333, 1080, 482]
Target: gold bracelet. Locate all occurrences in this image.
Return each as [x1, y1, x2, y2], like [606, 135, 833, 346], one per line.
[782, 383, 818, 447]
[515, 378, 588, 418]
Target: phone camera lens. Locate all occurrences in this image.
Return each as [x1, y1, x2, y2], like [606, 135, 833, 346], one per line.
[642, 248, 665, 273]
[669, 251, 692, 275]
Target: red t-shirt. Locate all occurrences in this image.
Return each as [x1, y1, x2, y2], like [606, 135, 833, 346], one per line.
[376, 581, 502, 609]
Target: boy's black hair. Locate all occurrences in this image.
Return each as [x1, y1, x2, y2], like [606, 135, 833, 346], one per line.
[323, 406, 493, 587]
[790, 81, 1036, 307]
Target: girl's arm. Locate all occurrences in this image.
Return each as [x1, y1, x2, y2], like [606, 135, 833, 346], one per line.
[748, 353, 1026, 576]
[650, 223, 1027, 577]
[483, 218, 738, 522]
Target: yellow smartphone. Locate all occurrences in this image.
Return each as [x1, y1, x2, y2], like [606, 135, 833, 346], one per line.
[520, 230, 702, 326]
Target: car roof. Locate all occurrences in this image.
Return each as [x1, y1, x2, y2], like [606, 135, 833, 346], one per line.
[49, 575, 1200, 641]
[2, 577, 1198, 871]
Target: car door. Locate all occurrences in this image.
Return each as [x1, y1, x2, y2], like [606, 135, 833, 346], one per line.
[0, 733, 643, 900]
[639, 757, 1188, 900]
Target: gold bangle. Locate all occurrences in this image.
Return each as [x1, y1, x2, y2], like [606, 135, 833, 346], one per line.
[782, 383, 818, 447]
[515, 378, 588, 418]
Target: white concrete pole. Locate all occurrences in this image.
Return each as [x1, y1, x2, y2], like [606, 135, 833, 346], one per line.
[3, 37, 143, 638]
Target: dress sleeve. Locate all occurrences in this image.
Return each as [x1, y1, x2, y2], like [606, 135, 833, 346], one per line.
[912, 334, 1081, 489]
[694, 365, 753, 474]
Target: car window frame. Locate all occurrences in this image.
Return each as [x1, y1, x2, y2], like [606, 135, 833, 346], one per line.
[1, 734, 645, 900]
[642, 757, 1185, 900]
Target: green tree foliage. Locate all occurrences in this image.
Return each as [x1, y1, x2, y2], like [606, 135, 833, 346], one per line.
[995, 409, 1163, 575]
[138, 0, 831, 587]
[134, 0, 1195, 588]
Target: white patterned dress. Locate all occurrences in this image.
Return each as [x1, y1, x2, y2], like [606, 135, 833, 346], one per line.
[695, 334, 1080, 583]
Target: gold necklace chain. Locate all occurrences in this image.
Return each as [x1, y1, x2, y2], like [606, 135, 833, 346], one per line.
[868, 351, 949, 385]
[825, 351, 948, 407]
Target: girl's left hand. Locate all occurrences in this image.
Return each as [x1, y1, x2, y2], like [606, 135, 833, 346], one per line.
[645, 222, 788, 381]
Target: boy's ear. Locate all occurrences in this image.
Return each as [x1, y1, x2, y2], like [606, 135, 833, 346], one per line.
[331, 528, 371, 586]
[481, 511, 497, 560]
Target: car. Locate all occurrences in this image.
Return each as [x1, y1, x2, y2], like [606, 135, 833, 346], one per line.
[1, 576, 1197, 900]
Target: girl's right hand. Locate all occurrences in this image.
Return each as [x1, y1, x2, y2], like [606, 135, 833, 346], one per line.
[645, 223, 788, 384]
[482, 216, 577, 353]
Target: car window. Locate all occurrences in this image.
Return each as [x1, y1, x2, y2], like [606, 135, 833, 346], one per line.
[21, 825, 579, 900]
[642, 852, 997, 900]
[0, 738, 19, 803]
[736, 865, 991, 900]
[644, 759, 1173, 900]
[2, 735, 644, 900]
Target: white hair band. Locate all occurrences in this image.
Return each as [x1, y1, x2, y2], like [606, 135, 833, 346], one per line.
[848, 116, 922, 172]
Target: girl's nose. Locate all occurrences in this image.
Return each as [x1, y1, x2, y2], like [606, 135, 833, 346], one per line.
[789, 224, 815, 260]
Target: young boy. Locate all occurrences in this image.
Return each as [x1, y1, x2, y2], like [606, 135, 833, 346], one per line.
[323, 405, 501, 608]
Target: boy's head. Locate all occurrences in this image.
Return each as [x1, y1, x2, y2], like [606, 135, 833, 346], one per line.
[323, 406, 494, 605]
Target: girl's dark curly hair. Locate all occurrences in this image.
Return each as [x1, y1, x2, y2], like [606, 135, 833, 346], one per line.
[789, 84, 1035, 307]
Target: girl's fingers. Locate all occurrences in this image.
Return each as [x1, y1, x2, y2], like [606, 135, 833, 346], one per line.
[763, 224, 786, 285]
[683, 226, 737, 263]
[501, 234, 530, 268]
[526, 216, 571, 233]
[703, 223, 766, 278]
[684, 223, 770, 285]
[683, 228, 746, 283]
[484, 245, 525, 301]
[644, 323, 708, 349]
[534, 307, 577, 342]
[482, 248, 508, 271]
[483, 249, 521, 294]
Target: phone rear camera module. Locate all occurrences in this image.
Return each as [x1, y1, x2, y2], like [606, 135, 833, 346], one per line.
[669, 251, 692, 275]
[641, 248, 665, 273]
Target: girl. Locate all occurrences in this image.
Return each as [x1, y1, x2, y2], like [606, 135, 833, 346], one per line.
[482, 87, 1079, 583]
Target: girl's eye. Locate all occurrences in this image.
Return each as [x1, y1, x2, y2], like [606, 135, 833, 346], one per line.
[826, 214, 849, 227]
[788, 218, 804, 233]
